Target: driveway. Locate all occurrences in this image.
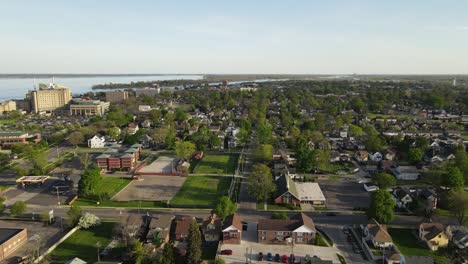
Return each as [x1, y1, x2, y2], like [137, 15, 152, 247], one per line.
[219, 222, 342, 264]
[112, 175, 186, 201]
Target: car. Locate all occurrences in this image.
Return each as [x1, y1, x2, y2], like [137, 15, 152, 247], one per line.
[281, 255, 289, 263]
[267, 253, 273, 261]
[258, 252, 264, 261]
[220, 249, 232, 255]
[275, 253, 281, 262]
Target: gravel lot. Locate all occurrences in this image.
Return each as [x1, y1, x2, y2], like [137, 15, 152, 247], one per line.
[112, 175, 186, 201]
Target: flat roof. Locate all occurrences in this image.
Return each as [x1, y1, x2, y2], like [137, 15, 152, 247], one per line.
[296, 182, 326, 201]
[0, 131, 28, 137]
[0, 228, 24, 244]
[16, 175, 50, 183]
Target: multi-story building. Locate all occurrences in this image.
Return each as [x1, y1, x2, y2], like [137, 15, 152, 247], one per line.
[26, 85, 71, 113]
[0, 100, 16, 113]
[257, 213, 316, 244]
[0, 131, 42, 147]
[0, 228, 27, 261]
[69, 99, 110, 116]
[105, 91, 129, 103]
[95, 144, 142, 171]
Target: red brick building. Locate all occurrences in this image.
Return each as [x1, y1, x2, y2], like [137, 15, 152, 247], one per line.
[0, 228, 27, 261]
[95, 144, 141, 171]
[257, 213, 316, 245]
[0, 131, 41, 147]
[222, 213, 243, 244]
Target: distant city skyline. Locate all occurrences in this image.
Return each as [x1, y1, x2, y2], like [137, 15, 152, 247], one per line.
[1, 0, 468, 74]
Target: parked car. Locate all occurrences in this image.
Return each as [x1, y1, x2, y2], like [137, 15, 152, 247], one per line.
[281, 255, 289, 263]
[275, 253, 281, 262]
[258, 252, 264, 261]
[267, 252, 273, 261]
[220, 249, 233, 255]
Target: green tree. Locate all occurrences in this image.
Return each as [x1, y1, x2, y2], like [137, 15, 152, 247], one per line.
[454, 148, 468, 183]
[106, 127, 121, 141]
[186, 219, 202, 264]
[153, 242, 175, 264]
[407, 148, 424, 164]
[10, 201, 27, 216]
[165, 128, 176, 150]
[130, 239, 146, 264]
[256, 121, 273, 144]
[367, 190, 396, 224]
[28, 150, 47, 175]
[0, 153, 9, 166]
[68, 131, 84, 147]
[78, 166, 103, 197]
[272, 212, 288, 220]
[254, 144, 273, 163]
[214, 196, 237, 219]
[348, 125, 363, 137]
[175, 141, 196, 161]
[175, 108, 188, 122]
[373, 173, 396, 189]
[247, 164, 276, 208]
[447, 189, 468, 226]
[66, 205, 82, 227]
[151, 127, 169, 146]
[0, 196, 5, 213]
[444, 167, 464, 189]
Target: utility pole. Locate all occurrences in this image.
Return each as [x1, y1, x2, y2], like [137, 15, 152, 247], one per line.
[96, 241, 102, 262]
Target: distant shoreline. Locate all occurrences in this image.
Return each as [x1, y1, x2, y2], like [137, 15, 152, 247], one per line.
[0, 74, 203, 79]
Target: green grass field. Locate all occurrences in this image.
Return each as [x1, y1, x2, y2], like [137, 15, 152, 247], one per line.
[75, 177, 132, 205]
[0, 119, 15, 125]
[170, 176, 232, 207]
[50, 222, 118, 262]
[73, 198, 166, 208]
[193, 154, 239, 174]
[388, 228, 449, 264]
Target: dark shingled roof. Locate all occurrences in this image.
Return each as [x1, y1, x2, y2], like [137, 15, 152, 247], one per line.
[420, 223, 445, 240]
[275, 175, 299, 200]
[222, 213, 243, 231]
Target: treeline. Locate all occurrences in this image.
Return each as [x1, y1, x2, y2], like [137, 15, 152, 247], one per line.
[91, 79, 209, 89]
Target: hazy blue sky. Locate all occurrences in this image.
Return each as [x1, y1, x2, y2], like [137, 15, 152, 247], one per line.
[1, 0, 467, 74]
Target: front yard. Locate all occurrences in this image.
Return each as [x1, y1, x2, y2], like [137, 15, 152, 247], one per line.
[170, 176, 232, 207]
[388, 228, 450, 264]
[193, 153, 239, 174]
[50, 222, 122, 263]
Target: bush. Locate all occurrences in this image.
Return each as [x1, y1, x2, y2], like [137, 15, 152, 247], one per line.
[10, 201, 27, 216]
[0, 196, 5, 213]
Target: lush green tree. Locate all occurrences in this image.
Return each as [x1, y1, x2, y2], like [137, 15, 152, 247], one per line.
[15, 166, 28, 178]
[153, 242, 175, 264]
[444, 167, 464, 189]
[367, 190, 396, 224]
[175, 108, 187, 122]
[68, 131, 84, 147]
[256, 122, 273, 144]
[454, 148, 468, 183]
[373, 173, 396, 189]
[106, 127, 121, 141]
[348, 125, 363, 137]
[10, 201, 27, 216]
[214, 196, 237, 219]
[0, 153, 9, 166]
[7, 110, 23, 120]
[130, 239, 146, 264]
[66, 205, 82, 227]
[408, 148, 424, 164]
[254, 144, 273, 163]
[414, 136, 429, 151]
[175, 141, 196, 161]
[272, 212, 288, 220]
[0, 196, 6, 213]
[447, 189, 468, 226]
[236, 127, 250, 146]
[186, 219, 202, 264]
[78, 167, 103, 197]
[295, 137, 314, 172]
[247, 164, 276, 206]
[28, 150, 48, 175]
[165, 128, 176, 150]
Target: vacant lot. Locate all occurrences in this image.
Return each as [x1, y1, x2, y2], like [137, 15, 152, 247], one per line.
[389, 228, 449, 264]
[194, 154, 239, 174]
[113, 175, 186, 201]
[138, 156, 176, 174]
[170, 176, 232, 207]
[50, 222, 119, 263]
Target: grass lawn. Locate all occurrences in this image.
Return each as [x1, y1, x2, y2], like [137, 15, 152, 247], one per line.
[256, 201, 301, 211]
[170, 176, 232, 207]
[388, 228, 450, 264]
[193, 154, 239, 174]
[75, 177, 132, 206]
[0, 119, 15, 125]
[50, 222, 117, 263]
[318, 163, 351, 174]
[73, 198, 166, 208]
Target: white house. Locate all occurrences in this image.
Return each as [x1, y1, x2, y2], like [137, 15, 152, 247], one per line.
[88, 135, 106, 148]
[391, 166, 420, 180]
[369, 152, 383, 162]
[363, 220, 394, 248]
[138, 105, 151, 112]
[392, 188, 413, 209]
[127, 123, 139, 135]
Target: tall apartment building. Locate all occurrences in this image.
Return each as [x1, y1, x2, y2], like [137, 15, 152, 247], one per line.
[0, 100, 16, 113]
[105, 91, 129, 103]
[69, 99, 110, 116]
[27, 85, 71, 113]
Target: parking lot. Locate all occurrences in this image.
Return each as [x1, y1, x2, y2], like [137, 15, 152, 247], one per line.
[219, 223, 342, 264]
[0, 220, 63, 264]
[138, 156, 176, 174]
[112, 175, 186, 201]
[319, 225, 370, 264]
[319, 178, 370, 210]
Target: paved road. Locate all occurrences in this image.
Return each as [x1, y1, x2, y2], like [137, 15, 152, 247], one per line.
[238, 133, 257, 210]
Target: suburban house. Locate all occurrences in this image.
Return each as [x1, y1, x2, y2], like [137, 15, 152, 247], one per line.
[171, 216, 194, 241]
[392, 188, 413, 209]
[355, 150, 369, 162]
[419, 223, 449, 251]
[222, 213, 243, 244]
[369, 152, 383, 162]
[418, 189, 438, 209]
[446, 226, 468, 249]
[87, 135, 106, 148]
[127, 122, 139, 135]
[201, 214, 222, 244]
[391, 166, 420, 180]
[274, 175, 300, 206]
[145, 214, 174, 246]
[363, 220, 394, 248]
[257, 213, 316, 244]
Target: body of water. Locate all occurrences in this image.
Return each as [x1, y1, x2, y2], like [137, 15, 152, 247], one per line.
[0, 75, 203, 101]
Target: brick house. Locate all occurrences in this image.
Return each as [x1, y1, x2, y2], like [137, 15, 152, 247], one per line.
[171, 216, 194, 241]
[222, 213, 243, 244]
[257, 213, 316, 244]
[0, 228, 27, 261]
[274, 175, 300, 206]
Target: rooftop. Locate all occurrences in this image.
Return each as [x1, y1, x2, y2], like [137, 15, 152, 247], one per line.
[296, 182, 326, 201]
[0, 228, 24, 244]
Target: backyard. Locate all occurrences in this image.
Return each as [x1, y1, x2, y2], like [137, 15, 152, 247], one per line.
[50, 222, 121, 262]
[170, 176, 232, 207]
[193, 153, 239, 174]
[388, 228, 449, 264]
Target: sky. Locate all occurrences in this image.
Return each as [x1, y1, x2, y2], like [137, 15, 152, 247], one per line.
[1, 0, 468, 74]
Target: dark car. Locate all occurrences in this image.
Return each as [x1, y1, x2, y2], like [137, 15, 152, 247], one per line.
[220, 249, 233, 255]
[281, 255, 289, 263]
[275, 253, 281, 262]
[267, 253, 273, 261]
[258, 252, 264, 261]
